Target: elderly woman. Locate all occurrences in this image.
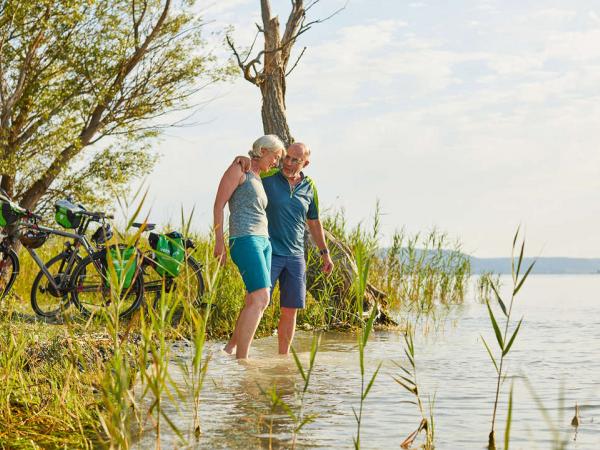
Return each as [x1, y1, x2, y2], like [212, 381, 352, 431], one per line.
[213, 135, 284, 359]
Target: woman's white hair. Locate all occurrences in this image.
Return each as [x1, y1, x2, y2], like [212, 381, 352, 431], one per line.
[249, 134, 285, 159]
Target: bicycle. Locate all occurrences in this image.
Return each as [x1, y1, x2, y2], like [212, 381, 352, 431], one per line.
[38, 199, 145, 319]
[135, 222, 205, 310]
[0, 194, 41, 300]
[0, 193, 144, 319]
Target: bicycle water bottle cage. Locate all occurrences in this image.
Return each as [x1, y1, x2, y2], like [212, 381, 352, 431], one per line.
[0, 199, 27, 227]
[54, 199, 85, 229]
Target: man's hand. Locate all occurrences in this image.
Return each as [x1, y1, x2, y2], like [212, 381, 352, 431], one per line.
[232, 155, 251, 172]
[321, 253, 334, 274]
[213, 239, 227, 266]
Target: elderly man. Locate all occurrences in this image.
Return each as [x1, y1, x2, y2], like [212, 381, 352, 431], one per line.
[234, 142, 333, 355]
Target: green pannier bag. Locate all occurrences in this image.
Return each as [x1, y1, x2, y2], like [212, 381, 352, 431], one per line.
[54, 199, 84, 229]
[149, 231, 185, 277]
[0, 199, 26, 227]
[104, 246, 138, 289]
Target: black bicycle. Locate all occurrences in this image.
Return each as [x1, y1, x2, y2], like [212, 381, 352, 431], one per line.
[33, 200, 145, 319]
[0, 194, 144, 319]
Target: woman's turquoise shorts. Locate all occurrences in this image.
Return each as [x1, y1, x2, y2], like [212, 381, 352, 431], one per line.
[229, 235, 272, 293]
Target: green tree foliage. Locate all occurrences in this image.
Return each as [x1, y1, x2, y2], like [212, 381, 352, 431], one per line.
[0, 0, 232, 214]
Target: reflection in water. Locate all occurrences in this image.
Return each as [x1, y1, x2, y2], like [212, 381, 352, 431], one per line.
[136, 276, 600, 449]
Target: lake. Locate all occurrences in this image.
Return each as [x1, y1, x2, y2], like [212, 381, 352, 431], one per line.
[136, 275, 600, 449]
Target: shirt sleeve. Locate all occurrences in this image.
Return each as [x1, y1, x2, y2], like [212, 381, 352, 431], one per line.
[306, 178, 319, 220]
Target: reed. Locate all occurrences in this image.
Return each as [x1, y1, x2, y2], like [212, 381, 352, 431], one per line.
[393, 326, 435, 449]
[289, 333, 321, 448]
[477, 271, 501, 304]
[324, 207, 471, 318]
[482, 227, 535, 449]
[350, 216, 382, 450]
[178, 222, 223, 439]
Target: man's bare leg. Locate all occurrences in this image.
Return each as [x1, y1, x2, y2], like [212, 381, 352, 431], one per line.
[278, 307, 298, 355]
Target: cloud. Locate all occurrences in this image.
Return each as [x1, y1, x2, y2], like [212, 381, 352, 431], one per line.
[146, 0, 600, 257]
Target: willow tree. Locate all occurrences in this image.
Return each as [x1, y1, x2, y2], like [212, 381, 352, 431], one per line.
[0, 0, 230, 242]
[227, 0, 391, 323]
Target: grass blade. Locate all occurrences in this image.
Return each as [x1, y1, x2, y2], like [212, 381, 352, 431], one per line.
[393, 376, 417, 394]
[486, 300, 504, 351]
[397, 375, 416, 387]
[513, 261, 536, 296]
[490, 281, 508, 317]
[504, 383, 514, 450]
[362, 307, 377, 347]
[481, 336, 499, 375]
[362, 361, 382, 400]
[502, 318, 523, 356]
[404, 348, 415, 369]
[511, 225, 520, 283]
[291, 346, 307, 382]
[515, 241, 525, 281]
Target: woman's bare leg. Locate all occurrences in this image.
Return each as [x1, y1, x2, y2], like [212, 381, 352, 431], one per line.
[234, 288, 270, 359]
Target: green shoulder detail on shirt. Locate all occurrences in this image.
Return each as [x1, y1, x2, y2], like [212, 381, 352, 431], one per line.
[260, 168, 280, 179]
[304, 176, 319, 212]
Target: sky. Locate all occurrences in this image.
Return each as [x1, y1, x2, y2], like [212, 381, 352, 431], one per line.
[141, 0, 600, 258]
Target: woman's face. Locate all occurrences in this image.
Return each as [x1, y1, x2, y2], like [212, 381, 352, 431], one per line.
[258, 148, 283, 171]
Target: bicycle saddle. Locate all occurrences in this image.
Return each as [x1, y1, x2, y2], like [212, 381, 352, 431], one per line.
[131, 222, 156, 231]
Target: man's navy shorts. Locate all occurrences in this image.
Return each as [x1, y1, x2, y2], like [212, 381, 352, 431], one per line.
[270, 254, 306, 309]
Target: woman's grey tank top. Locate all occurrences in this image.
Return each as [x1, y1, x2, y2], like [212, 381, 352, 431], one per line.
[228, 172, 268, 237]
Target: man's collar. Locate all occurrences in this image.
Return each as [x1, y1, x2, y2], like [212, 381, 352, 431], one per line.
[279, 170, 305, 183]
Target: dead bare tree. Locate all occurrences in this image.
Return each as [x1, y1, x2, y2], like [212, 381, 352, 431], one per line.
[227, 0, 393, 324]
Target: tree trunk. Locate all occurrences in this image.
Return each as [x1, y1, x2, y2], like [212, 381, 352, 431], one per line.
[259, 74, 293, 147]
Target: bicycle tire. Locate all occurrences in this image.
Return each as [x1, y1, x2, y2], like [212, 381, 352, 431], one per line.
[30, 252, 80, 319]
[0, 248, 19, 300]
[70, 251, 144, 319]
[143, 254, 205, 307]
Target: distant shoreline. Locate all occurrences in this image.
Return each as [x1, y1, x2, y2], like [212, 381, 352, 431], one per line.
[469, 257, 600, 275]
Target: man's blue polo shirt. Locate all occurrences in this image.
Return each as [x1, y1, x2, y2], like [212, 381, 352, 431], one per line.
[261, 168, 319, 256]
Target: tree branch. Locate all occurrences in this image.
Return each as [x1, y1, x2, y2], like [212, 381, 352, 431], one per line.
[226, 35, 258, 85]
[285, 46, 306, 77]
[20, 0, 172, 209]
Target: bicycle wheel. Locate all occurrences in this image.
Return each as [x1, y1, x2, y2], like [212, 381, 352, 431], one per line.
[144, 254, 205, 308]
[31, 252, 79, 318]
[71, 251, 144, 319]
[0, 248, 19, 300]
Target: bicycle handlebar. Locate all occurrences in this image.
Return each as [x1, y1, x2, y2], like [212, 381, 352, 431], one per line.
[80, 210, 114, 220]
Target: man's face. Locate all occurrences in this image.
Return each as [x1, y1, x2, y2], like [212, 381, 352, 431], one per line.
[282, 144, 309, 179]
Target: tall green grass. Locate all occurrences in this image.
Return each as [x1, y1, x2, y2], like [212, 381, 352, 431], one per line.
[0, 198, 475, 447]
[322, 208, 471, 321]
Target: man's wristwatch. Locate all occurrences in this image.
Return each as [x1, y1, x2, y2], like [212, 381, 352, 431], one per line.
[319, 248, 329, 256]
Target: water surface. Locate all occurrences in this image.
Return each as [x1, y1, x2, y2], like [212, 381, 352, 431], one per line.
[137, 275, 600, 449]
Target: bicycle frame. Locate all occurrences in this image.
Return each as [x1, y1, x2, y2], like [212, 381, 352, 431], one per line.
[20, 213, 107, 293]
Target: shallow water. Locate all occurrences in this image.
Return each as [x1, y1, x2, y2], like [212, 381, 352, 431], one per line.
[136, 275, 600, 449]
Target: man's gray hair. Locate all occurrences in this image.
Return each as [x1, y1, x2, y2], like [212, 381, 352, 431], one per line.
[249, 134, 285, 159]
